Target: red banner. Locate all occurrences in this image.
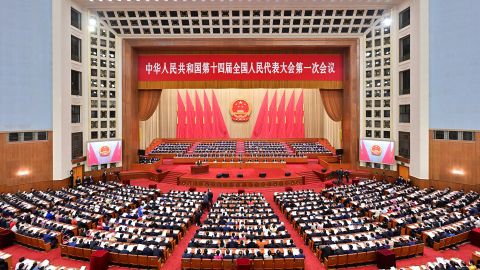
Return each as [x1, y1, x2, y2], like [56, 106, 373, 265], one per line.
[138, 54, 343, 81]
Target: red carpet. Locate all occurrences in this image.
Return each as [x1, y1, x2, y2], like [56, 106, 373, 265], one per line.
[181, 167, 300, 180]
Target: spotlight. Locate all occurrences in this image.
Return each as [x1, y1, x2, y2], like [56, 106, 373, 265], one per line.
[382, 17, 392, 27]
[17, 169, 30, 176]
[451, 169, 465, 175]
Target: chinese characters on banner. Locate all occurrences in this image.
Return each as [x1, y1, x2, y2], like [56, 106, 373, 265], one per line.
[138, 54, 343, 81]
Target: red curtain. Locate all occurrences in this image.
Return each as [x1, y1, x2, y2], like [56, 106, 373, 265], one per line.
[212, 91, 229, 138]
[277, 91, 286, 138]
[194, 91, 204, 138]
[138, 90, 161, 121]
[293, 90, 305, 138]
[251, 91, 269, 138]
[176, 91, 186, 138]
[185, 92, 195, 138]
[285, 92, 295, 138]
[268, 91, 278, 135]
[203, 91, 213, 138]
[320, 89, 343, 122]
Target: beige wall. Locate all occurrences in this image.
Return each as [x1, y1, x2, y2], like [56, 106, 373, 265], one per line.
[140, 88, 341, 149]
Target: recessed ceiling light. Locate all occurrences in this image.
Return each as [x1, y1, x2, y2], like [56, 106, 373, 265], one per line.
[382, 17, 392, 27]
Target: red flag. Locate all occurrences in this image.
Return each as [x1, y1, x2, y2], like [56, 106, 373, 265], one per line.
[203, 91, 213, 138]
[176, 91, 186, 138]
[251, 91, 268, 138]
[277, 91, 286, 138]
[285, 91, 295, 138]
[294, 90, 305, 138]
[212, 91, 229, 138]
[194, 91, 204, 138]
[268, 90, 278, 137]
[185, 91, 195, 138]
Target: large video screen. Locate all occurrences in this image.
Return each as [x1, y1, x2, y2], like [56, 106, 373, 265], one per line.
[359, 139, 395, 165]
[87, 140, 122, 166]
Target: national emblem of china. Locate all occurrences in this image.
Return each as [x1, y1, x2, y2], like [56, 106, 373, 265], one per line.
[230, 99, 251, 122]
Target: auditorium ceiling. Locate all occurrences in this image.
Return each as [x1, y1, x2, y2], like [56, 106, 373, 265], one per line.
[79, 0, 400, 37]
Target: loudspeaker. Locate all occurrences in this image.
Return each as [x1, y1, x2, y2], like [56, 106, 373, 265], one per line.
[335, 149, 344, 156]
[216, 173, 223, 179]
[138, 149, 146, 156]
[155, 169, 162, 173]
[321, 168, 327, 173]
[222, 173, 229, 178]
[237, 173, 244, 178]
[285, 172, 291, 177]
[259, 172, 267, 178]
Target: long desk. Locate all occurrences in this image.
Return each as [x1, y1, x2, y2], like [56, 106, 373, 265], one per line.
[173, 157, 308, 164]
[208, 162, 286, 169]
[178, 175, 305, 188]
[191, 165, 209, 174]
[0, 251, 12, 270]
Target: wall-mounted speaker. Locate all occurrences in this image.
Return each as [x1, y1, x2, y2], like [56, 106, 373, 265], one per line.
[259, 173, 267, 178]
[237, 173, 244, 178]
[285, 172, 291, 176]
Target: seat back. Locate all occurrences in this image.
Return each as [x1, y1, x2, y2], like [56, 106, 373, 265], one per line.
[60, 245, 68, 256]
[253, 259, 264, 270]
[284, 258, 295, 269]
[110, 252, 119, 264]
[347, 253, 358, 265]
[273, 258, 285, 269]
[326, 256, 337, 268]
[263, 259, 274, 270]
[365, 251, 376, 262]
[138, 255, 149, 267]
[393, 247, 402, 257]
[181, 258, 191, 270]
[223, 259, 234, 270]
[293, 258, 304, 270]
[337, 254, 347, 266]
[73, 247, 83, 258]
[148, 256, 160, 268]
[445, 237, 453, 248]
[416, 243, 424, 255]
[128, 254, 138, 266]
[400, 246, 410, 257]
[118, 253, 129, 265]
[201, 258, 212, 269]
[357, 252, 367, 264]
[211, 259, 223, 270]
[190, 258, 202, 269]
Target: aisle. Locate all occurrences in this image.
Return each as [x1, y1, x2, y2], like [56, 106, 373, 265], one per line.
[262, 191, 324, 270]
[161, 193, 217, 270]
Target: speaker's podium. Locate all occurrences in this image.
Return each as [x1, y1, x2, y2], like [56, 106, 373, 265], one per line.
[191, 164, 209, 174]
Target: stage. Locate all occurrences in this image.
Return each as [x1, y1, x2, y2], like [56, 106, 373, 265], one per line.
[177, 167, 304, 188]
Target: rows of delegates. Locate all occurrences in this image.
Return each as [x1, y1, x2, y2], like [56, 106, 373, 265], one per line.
[0, 181, 206, 265]
[150, 142, 191, 154]
[244, 141, 295, 157]
[179, 141, 237, 158]
[183, 192, 305, 264]
[289, 142, 331, 155]
[274, 180, 480, 265]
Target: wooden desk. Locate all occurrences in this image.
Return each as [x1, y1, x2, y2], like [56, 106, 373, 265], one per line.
[473, 251, 480, 265]
[209, 162, 286, 169]
[191, 165, 209, 174]
[0, 251, 12, 270]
